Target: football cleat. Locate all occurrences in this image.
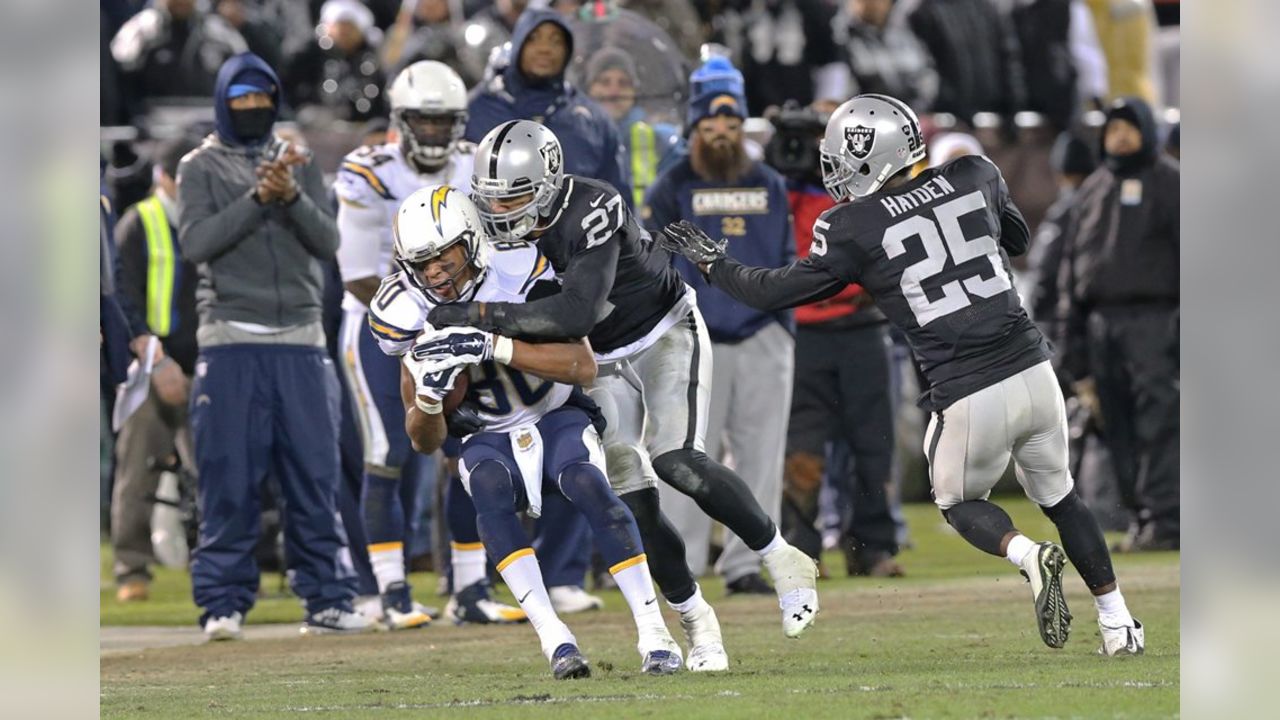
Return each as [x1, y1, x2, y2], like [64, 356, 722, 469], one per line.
[641, 649, 683, 676]
[725, 572, 774, 596]
[763, 543, 820, 638]
[1019, 541, 1072, 649]
[204, 611, 244, 642]
[381, 582, 432, 630]
[446, 581, 527, 624]
[300, 606, 374, 636]
[354, 594, 385, 623]
[550, 643, 591, 680]
[548, 585, 604, 614]
[679, 601, 729, 672]
[1098, 618, 1145, 657]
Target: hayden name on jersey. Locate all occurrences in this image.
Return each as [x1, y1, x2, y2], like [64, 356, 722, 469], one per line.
[367, 242, 571, 434]
[809, 155, 1052, 411]
[334, 142, 475, 312]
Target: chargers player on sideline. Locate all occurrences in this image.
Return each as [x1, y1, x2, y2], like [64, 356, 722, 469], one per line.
[660, 94, 1144, 656]
[334, 60, 521, 628]
[374, 185, 684, 678]
[423, 119, 819, 645]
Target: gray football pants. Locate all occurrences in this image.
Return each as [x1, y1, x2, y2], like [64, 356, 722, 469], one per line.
[655, 322, 793, 581]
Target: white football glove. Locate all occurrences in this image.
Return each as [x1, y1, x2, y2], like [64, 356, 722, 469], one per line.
[411, 325, 514, 373]
[403, 352, 466, 403]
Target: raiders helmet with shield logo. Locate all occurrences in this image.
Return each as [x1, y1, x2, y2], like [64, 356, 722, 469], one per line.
[820, 94, 926, 201]
[471, 120, 566, 243]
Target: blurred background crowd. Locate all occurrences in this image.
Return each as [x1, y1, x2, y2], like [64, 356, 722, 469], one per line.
[99, 0, 1179, 610]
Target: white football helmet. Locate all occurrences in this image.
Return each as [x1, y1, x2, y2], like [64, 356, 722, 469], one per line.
[820, 93, 926, 201]
[471, 120, 565, 243]
[393, 185, 490, 303]
[388, 61, 469, 171]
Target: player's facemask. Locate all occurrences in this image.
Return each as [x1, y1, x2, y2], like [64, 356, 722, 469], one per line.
[395, 109, 466, 171]
[397, 236, 485, 304]
[470, 189, 547, 244]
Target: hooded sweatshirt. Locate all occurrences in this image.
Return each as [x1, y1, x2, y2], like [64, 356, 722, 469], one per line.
[465, 9, 631, 203]
[176, 53, 339, 341]
[1055, 96, 1179, 379]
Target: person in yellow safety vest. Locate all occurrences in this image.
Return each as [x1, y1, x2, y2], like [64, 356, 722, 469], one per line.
[110, 133, 202, 604]
[584, 47, 684, 209]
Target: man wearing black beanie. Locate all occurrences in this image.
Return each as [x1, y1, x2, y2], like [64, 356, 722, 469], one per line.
[1056, 97, 1180, 552]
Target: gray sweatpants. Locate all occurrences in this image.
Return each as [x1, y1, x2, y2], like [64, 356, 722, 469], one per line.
[657, 322, 794, 581]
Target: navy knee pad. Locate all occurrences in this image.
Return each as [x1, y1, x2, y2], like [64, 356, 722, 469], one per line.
[652, 448, 776, 552]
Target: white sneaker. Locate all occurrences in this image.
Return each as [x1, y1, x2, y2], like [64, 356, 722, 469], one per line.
[679, 601, 729, 672]
[1098, 618, 1145, 656]
[300, 607, 374, 636]
[1019, 541, 1072, 649]
[762, 544, 820, 638]
[204, 612, 244, 641]
[354, 595, 384, 623]
[445, 582, 528, 624]
[548, 585, 604, 614]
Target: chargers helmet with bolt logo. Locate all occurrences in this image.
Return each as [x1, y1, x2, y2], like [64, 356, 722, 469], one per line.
[392, 185, 490, 303]
[820, 93, 926, 202]
[470, 120, 565, 243]
[387, 61, 469, 172]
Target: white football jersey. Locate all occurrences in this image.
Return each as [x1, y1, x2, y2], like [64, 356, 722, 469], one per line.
[334, 141, 475, 312]
[367, 243, 570, 434]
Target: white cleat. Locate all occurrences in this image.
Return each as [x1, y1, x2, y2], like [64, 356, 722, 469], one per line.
[204, 612, 244, 642]
[679, 602, 729, 672]
[1098, 618, 1145, 656]
[300, 607, 374, 636]
[763, 544, 820, 638]
[549, 585, 604, 614]
[1019, 542, 1071, 649]
[383, 604, 432, 631]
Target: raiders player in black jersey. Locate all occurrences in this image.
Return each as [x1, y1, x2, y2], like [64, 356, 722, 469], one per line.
[426, 120, 821, 651]
[661, 95, 1144, 657]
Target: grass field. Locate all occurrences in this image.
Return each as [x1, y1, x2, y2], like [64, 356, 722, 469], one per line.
[100, 500, 1179, 719]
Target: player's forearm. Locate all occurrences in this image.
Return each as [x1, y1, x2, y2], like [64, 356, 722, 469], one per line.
[401, 365, 447, 453]
[707, 257, 847, 311]
[478, 284, 605, 339]
[506, 338, 597, 386]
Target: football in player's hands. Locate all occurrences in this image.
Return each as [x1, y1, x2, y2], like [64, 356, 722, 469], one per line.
[659, 220, 728, 264]
[414, 363, 467, 403]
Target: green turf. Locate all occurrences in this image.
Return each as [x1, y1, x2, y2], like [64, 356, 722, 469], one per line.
[101, 500, 1179, 718]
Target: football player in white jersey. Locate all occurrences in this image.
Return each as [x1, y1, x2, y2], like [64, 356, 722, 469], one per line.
[334, 61, 521, 628]
[371, 185, 684, 679]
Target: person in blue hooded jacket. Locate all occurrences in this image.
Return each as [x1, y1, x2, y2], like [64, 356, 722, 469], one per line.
[176, 52, 368, 640]
[466, 8, 631, 205]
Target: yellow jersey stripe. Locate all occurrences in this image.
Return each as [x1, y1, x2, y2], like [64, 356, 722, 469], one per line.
[608, 553, 648, 575]
[496, 547, 535, 572]
[341, 162, 392, 199]
[368, 319, 411, 340]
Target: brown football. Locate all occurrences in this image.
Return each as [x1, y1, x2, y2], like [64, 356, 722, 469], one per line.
[443, 370, 470, 414]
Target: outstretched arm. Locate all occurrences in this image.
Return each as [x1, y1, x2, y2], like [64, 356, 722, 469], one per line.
[707, 256, 847, 312]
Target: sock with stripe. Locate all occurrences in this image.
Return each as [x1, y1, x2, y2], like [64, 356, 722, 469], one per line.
[610, 555, 671, 652]
[497, 548, 576, 660]
[451, 542, 488, 591]
[367, 541, 405, 594]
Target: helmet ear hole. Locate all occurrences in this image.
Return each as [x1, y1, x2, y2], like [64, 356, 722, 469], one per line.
[858, 163, 871, 176]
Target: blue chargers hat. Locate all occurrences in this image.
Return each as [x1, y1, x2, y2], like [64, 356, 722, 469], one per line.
[686, 57, 747, 133]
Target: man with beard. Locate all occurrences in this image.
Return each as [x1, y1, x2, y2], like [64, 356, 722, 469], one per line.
[640, 59, 796, 595]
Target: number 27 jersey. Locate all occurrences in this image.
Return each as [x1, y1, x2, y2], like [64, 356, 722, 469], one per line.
[810, 155, 1051, 411]
[368, 244, 572, 433]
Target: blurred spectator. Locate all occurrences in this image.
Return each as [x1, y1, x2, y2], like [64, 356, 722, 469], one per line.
[110, 134, 203, 603]
[1164, 121, 1178, 160]
[644, 65, 794, 593]
[1005, 0, 1109, 130]
[620, 0, 707, 60]
[899, 0, 1026, 121]
[177, 53, 366, 637]
[104, 141, 154, 217]
[214, 0, 287, 71]
[382, 0, 477, 84]
[585, 47, 683, 208]
[467, 7, 630, 200]
[283, 0, 388, 122]
[712, 0, 845, 113]
[460, 0, 531, 87]
[926, 131, 984, 168]
[1056, 97, 1178, 552]
[102, 16, 130, 126]
[763, 102, 904, 577]
[110, 0, 248, 114]
[1084, 0, 1159, 105]
[830, 0, 938, 112]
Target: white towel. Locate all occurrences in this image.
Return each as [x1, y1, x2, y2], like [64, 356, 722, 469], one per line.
[509, 424, 545, 518]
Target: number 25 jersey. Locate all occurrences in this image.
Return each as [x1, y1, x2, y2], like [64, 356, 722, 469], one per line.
[810, 155, 1052, 411]
[368, 244, 572, 433]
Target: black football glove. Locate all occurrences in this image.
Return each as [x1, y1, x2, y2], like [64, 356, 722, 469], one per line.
[660, 220, 729, 265]
[446, 399, 486, 438]
[426, 301, 483, 330]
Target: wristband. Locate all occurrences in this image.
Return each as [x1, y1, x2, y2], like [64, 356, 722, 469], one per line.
[414, 395, 442, 415]
[492, 334, 514, 365]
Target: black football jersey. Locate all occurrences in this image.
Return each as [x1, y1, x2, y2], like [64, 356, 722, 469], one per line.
[809, 155, 1052, 411]
[533, 175, 685, 353]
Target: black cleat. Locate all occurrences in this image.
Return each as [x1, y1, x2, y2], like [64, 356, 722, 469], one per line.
[551, 643, 591, 680]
